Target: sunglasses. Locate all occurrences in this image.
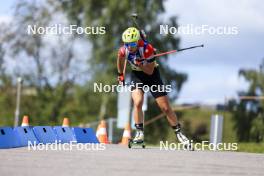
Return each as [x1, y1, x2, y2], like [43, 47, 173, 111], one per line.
[125, 42, 138, 48]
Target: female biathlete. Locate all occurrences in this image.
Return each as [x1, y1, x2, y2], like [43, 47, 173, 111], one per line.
[117, 27, 191, 149]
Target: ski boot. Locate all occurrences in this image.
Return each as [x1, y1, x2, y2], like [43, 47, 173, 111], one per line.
[128, 129, 145, 149]
[174, 124, 193, 151]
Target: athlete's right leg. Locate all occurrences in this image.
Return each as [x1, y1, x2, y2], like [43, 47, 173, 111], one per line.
[131, 88, 144, 142]
[155, 95, 191, 149]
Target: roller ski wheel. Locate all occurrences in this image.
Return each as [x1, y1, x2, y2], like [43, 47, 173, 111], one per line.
[128, 139, 146, 149]
[128, 139, 132, 148]
[184, 143, 194, 151]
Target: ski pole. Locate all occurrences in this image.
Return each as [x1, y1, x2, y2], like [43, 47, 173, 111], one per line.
[153, 44, 204, 58]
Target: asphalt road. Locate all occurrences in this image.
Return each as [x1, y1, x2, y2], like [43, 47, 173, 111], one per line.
[0, 144, 263, 176]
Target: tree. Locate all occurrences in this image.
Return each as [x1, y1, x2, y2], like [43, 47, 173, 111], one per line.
[229, 59, 264, 142]
[0, 0, 94, 125]
[0, 1, 188, 144]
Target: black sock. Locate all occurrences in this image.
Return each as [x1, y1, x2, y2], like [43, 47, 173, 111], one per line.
[135, 123, 144, 131]
[172, 123, 181, 134]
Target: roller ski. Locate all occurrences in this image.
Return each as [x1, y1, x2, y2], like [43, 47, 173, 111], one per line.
[128, 129, 145, 149]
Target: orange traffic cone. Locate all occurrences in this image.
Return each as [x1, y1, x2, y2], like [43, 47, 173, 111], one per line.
[98, 120, 109, 144]
[96, 122, 101, 138]
[120, 123, 131, 145]
[21, 115, 29, 127]
[62, 117, 70, 127]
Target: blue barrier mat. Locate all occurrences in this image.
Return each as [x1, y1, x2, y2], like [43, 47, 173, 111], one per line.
[14, 126, 39, 146]
[72, 127, 99, 143]
[0, 127, 21, 149]
[53, 126, 76, 143]
[33, 126, 58, 144]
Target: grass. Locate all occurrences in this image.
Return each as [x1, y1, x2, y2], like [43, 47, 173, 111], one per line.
[178, 108, 237, 142]
[146, 142, 264, 153]
[164, 108, 264, 153]
[237, 143, 264, 153]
